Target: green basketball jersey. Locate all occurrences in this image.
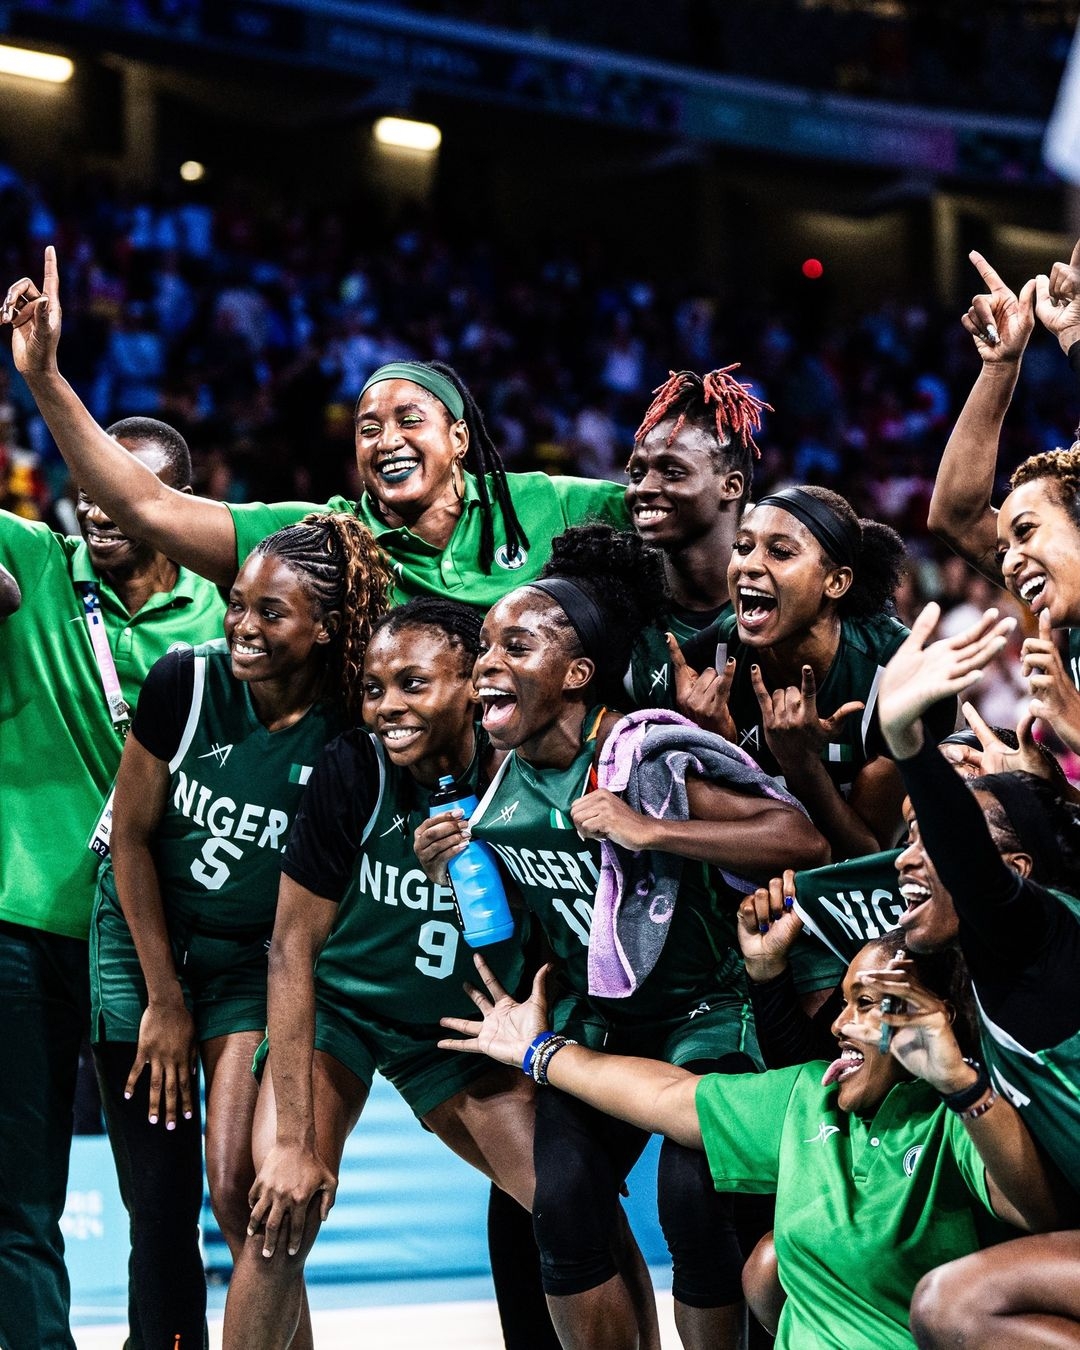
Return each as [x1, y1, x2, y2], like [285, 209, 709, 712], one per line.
[717, 612, 910, 796]
[151, 641, 340, 933]
[314, 737, 525, 1025]
[975, 886, 1080, 1193]
[1068, 627, 1080, 692]
[472, 710, 746, 1023]
[624, 602, 733, 712]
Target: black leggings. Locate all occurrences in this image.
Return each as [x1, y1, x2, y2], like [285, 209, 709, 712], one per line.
[533, 1051, 764, 1307]
[94, 1041, 207, 1350]
[487, 1184, 563, 1350]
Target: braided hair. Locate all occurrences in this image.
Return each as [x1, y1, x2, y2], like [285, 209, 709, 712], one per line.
[369, 596, 482, 678]
[1010, 445, 1080, 533]
[253, 512, 393, 723]
[634, 366, 772, 502]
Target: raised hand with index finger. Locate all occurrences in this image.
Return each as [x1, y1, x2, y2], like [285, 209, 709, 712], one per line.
[1, 244, 62, 377]
[749, 661, 863, 769]
[961, 249, 1035, 365]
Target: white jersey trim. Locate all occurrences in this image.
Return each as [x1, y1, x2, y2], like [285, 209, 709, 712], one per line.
[169, 655, 207, 774]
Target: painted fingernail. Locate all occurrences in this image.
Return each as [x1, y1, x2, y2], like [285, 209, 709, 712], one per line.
[167, 1121, 175, 1131]
[784, 895, 794, 909]
[986, 323, 999, 344]
[124, 1091, 132, 1100]
[184, 1110, 193, 1119]
[758, 921, 770, 934]
[149, 1114, 158, 1124]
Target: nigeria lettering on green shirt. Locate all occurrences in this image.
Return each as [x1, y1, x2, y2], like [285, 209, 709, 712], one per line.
[0, 513, 225, 939]
[793, 850, 905, 964]
[228, 472, 629, 609]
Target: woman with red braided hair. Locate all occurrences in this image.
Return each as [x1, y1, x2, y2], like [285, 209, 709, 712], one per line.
[624, 366, 769, 711]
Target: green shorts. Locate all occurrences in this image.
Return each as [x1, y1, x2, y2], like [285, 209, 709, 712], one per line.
[311, 988, 497, 1119]
[552, 986, 762, 1071]
[90, 877, 269, 1045]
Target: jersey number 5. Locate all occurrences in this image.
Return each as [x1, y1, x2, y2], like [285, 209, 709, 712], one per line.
[190, 836, 244, 890]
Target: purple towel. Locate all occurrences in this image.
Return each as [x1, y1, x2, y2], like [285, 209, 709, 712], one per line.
[587, 708, 806, 999]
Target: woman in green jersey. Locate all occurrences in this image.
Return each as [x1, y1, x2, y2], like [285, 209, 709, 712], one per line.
[91, 512, 391, 1350]
[439, 930, 1063, 1350]
[623, 366, 765, 710]
[677, 485, 945, 861]
[3, 249, 627, 610]
[224, 597, 655, 1350]
[418, 525, 828, 1350]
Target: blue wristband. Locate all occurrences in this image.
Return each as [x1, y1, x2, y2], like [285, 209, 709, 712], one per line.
[522, 1031, 556, 1078]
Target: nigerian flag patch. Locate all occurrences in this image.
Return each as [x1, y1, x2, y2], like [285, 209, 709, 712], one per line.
[825, 743, 853, 763]
[289, 764, 313, 785]
[549, 808, 572, 829]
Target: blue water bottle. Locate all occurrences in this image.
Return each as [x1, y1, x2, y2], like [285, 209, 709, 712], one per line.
[428, 775, 515, 948]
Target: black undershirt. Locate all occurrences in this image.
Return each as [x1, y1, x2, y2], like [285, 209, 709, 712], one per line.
[899, 735, 1080, 1050]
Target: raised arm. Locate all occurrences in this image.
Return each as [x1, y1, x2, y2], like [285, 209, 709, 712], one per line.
[927, 251, 1035, 582]
[109, 733, 197, 1129]
[2, 248, 238, 584]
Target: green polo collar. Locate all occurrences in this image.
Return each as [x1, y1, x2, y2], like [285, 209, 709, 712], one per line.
[70, 540, 200, 609]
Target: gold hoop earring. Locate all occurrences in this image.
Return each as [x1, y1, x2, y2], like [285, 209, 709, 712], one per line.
[452, 455, 465, 501]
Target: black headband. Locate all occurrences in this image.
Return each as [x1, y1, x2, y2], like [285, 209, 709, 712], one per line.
[528, 578, 607, 663]
[939, 730, 982, 751]
[976, 773, 1059, 882]
[754, 486, 860, 568]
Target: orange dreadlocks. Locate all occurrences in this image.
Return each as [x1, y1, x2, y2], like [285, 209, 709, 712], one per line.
[634, 365, 771, 461]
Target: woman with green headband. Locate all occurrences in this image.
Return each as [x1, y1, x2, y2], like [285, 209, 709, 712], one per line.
[2, 249, 628, 608]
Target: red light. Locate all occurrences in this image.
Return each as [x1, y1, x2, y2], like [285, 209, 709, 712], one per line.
[801, 258, 823, 279]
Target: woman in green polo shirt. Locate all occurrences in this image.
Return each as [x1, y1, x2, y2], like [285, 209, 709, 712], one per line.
[439, 931, 1063, 1350]
[4, 248, 628, 609]
[90, 512, 391, 1350]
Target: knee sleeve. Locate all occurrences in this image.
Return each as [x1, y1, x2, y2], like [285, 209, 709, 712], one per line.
[658, 1053, 762, 1309]
[658, 1136, 745, 1307]
[532, 1087, 647, 1296]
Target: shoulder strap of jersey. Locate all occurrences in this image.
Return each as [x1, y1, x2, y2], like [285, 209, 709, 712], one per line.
[168, 654, 207, 774]
[359, 733, 389, 844]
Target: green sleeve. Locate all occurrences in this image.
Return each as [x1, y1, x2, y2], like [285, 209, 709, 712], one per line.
[943, 1110, 996, 1214]
[695, 1064, 801, 1192]
[551, 476, 630, 529]
[227, 497, 353, 568]
[0, 512, 70, 591]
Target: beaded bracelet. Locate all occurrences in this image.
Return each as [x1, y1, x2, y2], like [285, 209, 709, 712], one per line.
[522, 1031, 557, 1079]
[939, 1059, 990, 1114]
[959, 1088, 999, 1122]
[532, 1034, 578, 1086]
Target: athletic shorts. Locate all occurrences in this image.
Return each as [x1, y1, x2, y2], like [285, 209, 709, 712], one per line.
[90, 881, 269, 1045]
[310, 986, 497, 1119]
[552, 986, 762, 1070]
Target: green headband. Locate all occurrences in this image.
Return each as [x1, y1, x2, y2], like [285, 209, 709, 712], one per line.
[358, 362, 465, 422]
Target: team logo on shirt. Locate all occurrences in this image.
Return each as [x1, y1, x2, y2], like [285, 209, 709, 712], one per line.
[903, 1145, 922, 1177]
[803, 1122, 841, 1145]
[649, 666, 669, 692]
[740, 726, 761, 751]
[495, 545, 528, 571]
[198, 742, 234, 768]
[380, 813, 409, 839]
[495, 800, 521, 825]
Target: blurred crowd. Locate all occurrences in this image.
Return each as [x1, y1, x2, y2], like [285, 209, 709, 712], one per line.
[0, 158, 1074, 764]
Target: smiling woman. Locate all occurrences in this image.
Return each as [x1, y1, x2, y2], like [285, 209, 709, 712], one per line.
[437, 932, 1062, 1350]
[88, 513, 391, 1350]
[678, 485, 950, 860]
[2, 252, 630, 611]
[416, 523, 829, 1350]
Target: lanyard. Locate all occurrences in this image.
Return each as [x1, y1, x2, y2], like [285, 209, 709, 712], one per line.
[78, 583, 131, 735]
